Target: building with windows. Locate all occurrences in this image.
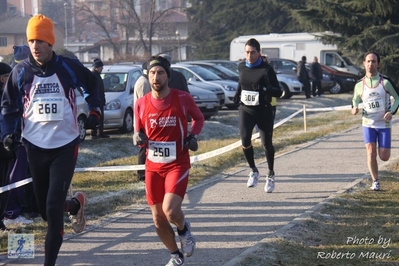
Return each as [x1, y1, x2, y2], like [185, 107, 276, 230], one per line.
[5, 0, 41, 17]
[0, 0, 190, 63]
[0, 16, 64, 58]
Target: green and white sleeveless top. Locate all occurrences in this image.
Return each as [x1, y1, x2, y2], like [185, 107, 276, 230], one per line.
[361, 75, 391, 128]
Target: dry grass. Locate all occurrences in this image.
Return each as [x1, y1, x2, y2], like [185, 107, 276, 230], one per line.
[237, 165, 399, 266]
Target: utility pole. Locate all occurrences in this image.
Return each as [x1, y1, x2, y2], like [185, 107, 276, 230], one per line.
[64, 2, 68, 50]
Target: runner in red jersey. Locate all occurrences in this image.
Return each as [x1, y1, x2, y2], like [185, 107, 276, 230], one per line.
[133, 55, 204, 266]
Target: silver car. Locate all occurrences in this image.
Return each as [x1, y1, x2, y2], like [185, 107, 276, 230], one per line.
[188, 84, 220, 120]
[277, 74, 304, 99]
[171, 64, 238, 109]
[101, 65, 142, 133]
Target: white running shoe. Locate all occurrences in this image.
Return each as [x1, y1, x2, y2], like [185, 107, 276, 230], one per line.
[69, 192, 87, 233]
[179, 220, 195, 257]
[165, 254, 185, 266]
[265, 173, 275, 193]
[3, 216, 33, 226]
[370, 180, 380, 191]
[247, 172, 260, 187]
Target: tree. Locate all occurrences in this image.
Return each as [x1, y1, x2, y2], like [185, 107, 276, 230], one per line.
[186, 0, 300, 59]
[41, 0, 65, 28]
[73, 0, 186, 62]
[279, 0, 399, 84]
[74, 1, 123, 59]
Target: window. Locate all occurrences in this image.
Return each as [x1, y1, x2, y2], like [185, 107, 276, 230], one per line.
[173, 68, 193, 81]
[158, 0, 167, 10]
[101, 3, 108, 10]
[296, 43, 305, 50]
[0, 37, 7, 47]
[325, 53, 342, 67]
[129, 70, 142, 93]
[8, 6, 16, 15]
[89, 2, 96, 10]
[111, 8, 118, 17]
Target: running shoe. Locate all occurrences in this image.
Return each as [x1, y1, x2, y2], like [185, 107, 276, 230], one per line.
[165, 254, 185, 266]
[370, 180, 380, 191]
[3, 216, 33, 226]
[69, 192, 87, 233]
[247, 172, 260, 187]
[265, 173, 275, 193]
[179, 220, 196, 257]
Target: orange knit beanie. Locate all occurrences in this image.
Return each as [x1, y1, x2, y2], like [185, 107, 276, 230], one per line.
[26, 14, 55, 46]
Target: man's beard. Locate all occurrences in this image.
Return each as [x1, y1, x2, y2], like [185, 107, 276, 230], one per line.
[151, 81, 167, 92]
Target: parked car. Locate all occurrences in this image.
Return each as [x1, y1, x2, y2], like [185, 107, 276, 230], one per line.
[101, 65, 142, 133]
[200, 60, 239, 74]
[187, 80, 225, 107]
[179, 61, 239, 81]
[269, 58, 336, 94]
[268, 57, 299, 75]
[75, 87, 89, 142]
[277, 73, 304, 99]
[171, 64, 238, 109]
[188, 84, 220, 120]
[320, 64, 359, 94]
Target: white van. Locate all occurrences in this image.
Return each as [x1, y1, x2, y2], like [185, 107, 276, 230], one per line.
[230, 32, 363, 77]
[101, 65, 142, 133]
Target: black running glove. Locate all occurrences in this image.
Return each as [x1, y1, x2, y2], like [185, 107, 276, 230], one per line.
[233, 93, 240, 104]
[86, 109, 101, 130]
[184, 134, 198, 151]
[3, 133, 22, 152]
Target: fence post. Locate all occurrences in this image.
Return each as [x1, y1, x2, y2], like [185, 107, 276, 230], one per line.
[303, 104, 307, 132]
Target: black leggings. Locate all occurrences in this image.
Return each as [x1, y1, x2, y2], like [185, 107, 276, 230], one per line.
[0, 158, 11, 221]
[239, 105, 275, 172]
[26, 145, 78, 266]
[0, 145, 14, 221]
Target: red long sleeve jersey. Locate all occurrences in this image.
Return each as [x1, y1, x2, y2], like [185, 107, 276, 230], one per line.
[134, 89, 204, 171]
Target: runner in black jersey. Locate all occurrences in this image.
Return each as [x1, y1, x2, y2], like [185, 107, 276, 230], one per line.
[233, 38, 282, 193]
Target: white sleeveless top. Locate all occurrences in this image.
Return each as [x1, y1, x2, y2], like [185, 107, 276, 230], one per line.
[361, 76, 391, 128]
[22, 74, 79, 149]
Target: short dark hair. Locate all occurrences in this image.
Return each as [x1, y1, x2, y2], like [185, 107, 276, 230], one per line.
[363, 51, 380, 63]
[245, 38, 261, 52]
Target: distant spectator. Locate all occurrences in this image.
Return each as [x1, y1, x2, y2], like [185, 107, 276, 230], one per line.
[12, 45, 30, 67]
[297, 56, 311, 98]
[310, 56, 324, 97]
[4, 45, 38, 223]
[0, 62, 14, 231]
[91, 58, 109, 139]
[3, 147, 34, 226]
